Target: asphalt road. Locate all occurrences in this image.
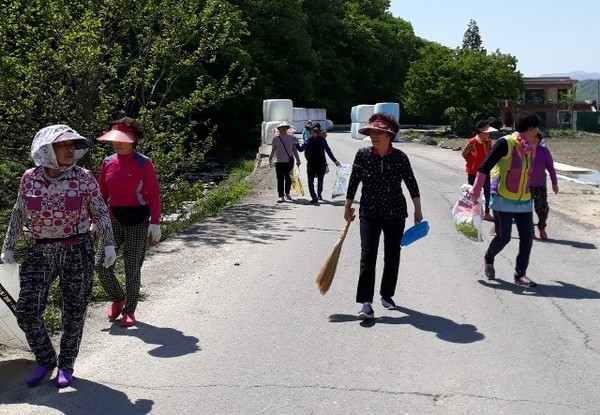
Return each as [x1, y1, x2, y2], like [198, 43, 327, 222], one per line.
[1, 132, 599, 414]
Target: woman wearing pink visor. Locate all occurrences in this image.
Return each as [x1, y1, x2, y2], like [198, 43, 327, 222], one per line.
[93, 117, 161, 327]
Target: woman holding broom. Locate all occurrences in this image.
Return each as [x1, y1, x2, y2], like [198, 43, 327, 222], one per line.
[344, 112, 423, 320]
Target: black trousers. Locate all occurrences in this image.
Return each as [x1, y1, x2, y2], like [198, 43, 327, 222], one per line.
[307, 163, 326, 200]
[356, 216, 406, 303]
[275, 161, 293, 197]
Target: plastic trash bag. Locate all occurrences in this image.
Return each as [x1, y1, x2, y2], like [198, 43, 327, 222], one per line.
[291, 166, 305, 196]
[0, 263, 29, 350]
[401, 221, 430, 247]
[332, 164, 351, 199]
[452, 184, 485, 241]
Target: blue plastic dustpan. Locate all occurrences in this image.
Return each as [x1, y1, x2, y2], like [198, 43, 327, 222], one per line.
[401, 220, 430, 247]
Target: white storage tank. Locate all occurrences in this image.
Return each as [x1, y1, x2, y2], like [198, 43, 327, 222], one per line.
[263, 99, 293, 122]
[261, 120, 281, 145]
[356, 105, 374, 123]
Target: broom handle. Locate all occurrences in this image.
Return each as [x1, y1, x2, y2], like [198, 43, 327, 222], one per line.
[338, 208, 355, 241]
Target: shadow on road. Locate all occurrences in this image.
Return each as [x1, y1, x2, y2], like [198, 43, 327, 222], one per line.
[535, 238, 597, 249]
[478, 279, 600, 299]
[102, 321, 200, 358]
[328, 306, 485, 344]
[0, 359, 153, 414]
[159, 203, 341, 251]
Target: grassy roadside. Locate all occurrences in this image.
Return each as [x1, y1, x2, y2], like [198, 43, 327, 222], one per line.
[1, 158, 256, 343]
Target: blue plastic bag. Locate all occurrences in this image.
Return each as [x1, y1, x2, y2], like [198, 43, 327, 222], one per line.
[401, 221, 430, 247]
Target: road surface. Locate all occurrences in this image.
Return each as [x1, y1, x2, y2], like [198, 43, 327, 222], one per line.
[1, 132, 599, 414]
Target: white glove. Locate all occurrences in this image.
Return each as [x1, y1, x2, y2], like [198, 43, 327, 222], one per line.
[1, 250, 14, 264]
[148, 224, 161, 245]
[103, 245, 117, 268]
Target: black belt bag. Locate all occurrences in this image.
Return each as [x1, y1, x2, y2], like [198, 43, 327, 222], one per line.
[110, 205, 150, 226]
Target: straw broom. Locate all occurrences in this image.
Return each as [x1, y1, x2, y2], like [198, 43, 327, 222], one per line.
[316, 209, 354, 295]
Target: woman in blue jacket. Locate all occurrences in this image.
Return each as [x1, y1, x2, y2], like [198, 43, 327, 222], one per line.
[295, 123, 340, 203]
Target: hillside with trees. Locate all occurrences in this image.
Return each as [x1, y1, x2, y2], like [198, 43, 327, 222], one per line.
[0, 1, 523, 216]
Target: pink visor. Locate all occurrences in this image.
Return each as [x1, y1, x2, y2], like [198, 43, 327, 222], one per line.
[358, 119, 396, 136]
[97, 125, 137, 143]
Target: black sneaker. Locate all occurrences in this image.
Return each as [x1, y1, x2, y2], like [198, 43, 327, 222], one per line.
[484, 262, 495, 280]
[514, 276, 537, 287]
[309, 198, 318, 204]
[357, 303, 375, 320]
[381, 297, 397, 310]
[318, 194, 323, 200]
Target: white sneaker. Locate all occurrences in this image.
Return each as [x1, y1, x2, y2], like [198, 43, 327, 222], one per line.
[285, 194, 293, 201]
[357, 303, 375, 320]
[277, 197, 285, 203]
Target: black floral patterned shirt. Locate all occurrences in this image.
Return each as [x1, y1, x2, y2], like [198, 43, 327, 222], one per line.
[346, 147, 420, 219]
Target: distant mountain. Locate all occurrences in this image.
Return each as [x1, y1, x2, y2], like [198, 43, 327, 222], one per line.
[540, 71, 600, 81]
[575, 79, 599, 101]
[536, 71, 599, 100]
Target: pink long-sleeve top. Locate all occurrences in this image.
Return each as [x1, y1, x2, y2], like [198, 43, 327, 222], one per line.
[98, 151, 161, 224]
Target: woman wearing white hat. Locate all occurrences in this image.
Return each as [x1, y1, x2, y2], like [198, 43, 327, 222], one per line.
[93, 117, 161, 328]
[268, 121, 301, 203]
[0, 125, 116, 388]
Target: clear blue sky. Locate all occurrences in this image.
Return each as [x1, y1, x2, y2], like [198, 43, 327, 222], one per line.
[389, 0, 600, 77]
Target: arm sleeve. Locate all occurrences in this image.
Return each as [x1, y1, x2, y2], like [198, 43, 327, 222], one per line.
[346, 152, 362, 200]
[292, 140, 300, 163]
[142, 159, 162, 225]
[546, 150, 558, 185]
[478, 138, 509, 175]
[269, 139, 277, 159]
[86, 172, 115, 246]
[98, 159, 109, 205]
[296, 136, 309, 152]
[323, 139, 337, 163]
[402, 155, 420, 199]
[2, 175, 28, 252]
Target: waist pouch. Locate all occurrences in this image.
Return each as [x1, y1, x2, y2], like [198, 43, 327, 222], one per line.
[111, 205, 150, 226]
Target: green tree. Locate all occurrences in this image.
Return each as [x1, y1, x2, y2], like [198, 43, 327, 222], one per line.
[0, 0, 253, 212]
[403, 44, 522, 132]
[462, 19, 485, 52]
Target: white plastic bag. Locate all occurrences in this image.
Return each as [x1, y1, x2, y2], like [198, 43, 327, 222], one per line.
[451, 184, 485, 241]
[291, 165, 305, 196]
[0, 263, 29, 350]
[332, 164, 351, 199]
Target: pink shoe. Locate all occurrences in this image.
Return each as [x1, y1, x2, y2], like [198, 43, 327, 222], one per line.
[484, 213, 494, 221]
[26, 363, 56, 387]
[55, 369, 74, 388]
[121, 313, 136, 327]
[539, 229, 548, 240]
[108, 300, 125, 321]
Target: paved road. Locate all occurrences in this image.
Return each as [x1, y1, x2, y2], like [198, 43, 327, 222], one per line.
[1, 132, 599, 414]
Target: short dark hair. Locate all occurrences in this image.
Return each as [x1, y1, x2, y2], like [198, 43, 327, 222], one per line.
[110, 117, 146, 140]
[368, 112, 399, 134]
[514, 112, 540, 133]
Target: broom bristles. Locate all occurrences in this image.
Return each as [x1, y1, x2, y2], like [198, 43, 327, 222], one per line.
[316, 216, 353, 295]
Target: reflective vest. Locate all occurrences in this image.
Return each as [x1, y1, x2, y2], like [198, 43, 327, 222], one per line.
[491, 133, 532, 201]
